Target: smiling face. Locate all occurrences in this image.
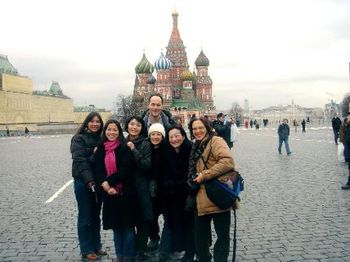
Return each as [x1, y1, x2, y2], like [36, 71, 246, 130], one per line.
[148, 96, 163, 118]
[127, 118, 142, 138]
[192, 120, 207, 141]
[168, 128, 185, 150]
[87, 116, 102, 133]
[105, 123, 119, 141]
[150, 132, 163, 146]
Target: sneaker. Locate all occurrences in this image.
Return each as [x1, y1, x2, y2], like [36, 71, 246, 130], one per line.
[95, 249, 107, 256]
[287, 152, 292, 155]
[146, 239, 159, 252]
[341, 184, 350, 190]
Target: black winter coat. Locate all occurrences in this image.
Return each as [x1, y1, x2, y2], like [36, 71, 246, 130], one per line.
[212, 120, 231, 147]
[127, 135, 154, 221]
[71, 132, 101, 183]
[93, 143, 136, 230]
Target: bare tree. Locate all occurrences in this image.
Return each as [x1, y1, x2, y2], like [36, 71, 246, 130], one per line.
[229, 102, 244, 120]
[113, 94, 140, 127]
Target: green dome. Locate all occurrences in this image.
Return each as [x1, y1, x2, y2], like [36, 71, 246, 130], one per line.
[0, 54, 18, 75]
[135, 53, 154, 74]
[180, 69, 194, 81]
[195, 50, 210, 67]
[49, 81, 63, 96]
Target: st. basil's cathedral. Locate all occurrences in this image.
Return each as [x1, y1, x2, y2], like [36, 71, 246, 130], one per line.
[132, 10, 216, 121]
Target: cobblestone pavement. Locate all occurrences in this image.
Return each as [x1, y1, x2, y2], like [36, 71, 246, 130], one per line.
[0, 126, 349, 261]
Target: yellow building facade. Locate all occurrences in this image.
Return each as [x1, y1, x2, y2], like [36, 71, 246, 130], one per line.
[0, 55, 111, 133]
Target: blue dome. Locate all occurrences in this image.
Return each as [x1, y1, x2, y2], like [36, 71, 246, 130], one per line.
[154, 52, 172, 71]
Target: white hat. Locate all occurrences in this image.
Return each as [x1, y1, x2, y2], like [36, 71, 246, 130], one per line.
[148, 123, 165, 137]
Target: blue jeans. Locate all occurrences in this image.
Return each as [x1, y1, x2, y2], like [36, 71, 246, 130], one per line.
[74, 180, 102, 255]
[278, 137, 291, 154]
[113, 227, 135, 258]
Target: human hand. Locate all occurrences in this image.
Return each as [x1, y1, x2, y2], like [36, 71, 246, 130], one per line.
[108, 188, 117, 195]
[127, 141, 135, 150]
[193, 173, 204, 184]
[87, 181, 97, 192]
[102, 181, 110, 192]
[93, 146, 98, 153]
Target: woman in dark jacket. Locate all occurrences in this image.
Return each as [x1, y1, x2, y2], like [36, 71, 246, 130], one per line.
[70, 111, 107, 261]
[165, 125, 195, 262]
[93, 119, 135, 262]
[124, 116, 153, 261]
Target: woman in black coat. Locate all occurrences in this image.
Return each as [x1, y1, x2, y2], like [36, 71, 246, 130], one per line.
[124, 116, 153, 261]
[165, 125, 195, 262]
[93, 119, 136, 262]
[70, 111, 107, 261]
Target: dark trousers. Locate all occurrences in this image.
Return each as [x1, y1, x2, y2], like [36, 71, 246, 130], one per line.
[149, 214, 160, 242]
[195, 211, 231, 262]
[334, 130, 339, 144]
[135, 221, 149, 253]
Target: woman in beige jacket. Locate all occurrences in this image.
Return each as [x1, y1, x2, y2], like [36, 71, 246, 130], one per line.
[188, 117, 235, 262]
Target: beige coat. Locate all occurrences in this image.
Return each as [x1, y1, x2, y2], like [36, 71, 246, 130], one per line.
[195, 136, 235, 216]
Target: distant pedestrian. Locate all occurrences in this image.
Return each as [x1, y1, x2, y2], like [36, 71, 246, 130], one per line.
[6, 126, 10, 136]
[278, 119, 291, 155]
[24, 126, 29, 136]
[244, 120, 248, 129]
[293, 119, 298, 132]
[249, 119, 253, 128]
[301, 119, 306, 133]
[331, 113, 342, 145]
[212, 113, 231, 148]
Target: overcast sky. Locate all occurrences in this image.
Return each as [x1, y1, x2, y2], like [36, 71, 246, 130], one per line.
[2, 0, 350, 110]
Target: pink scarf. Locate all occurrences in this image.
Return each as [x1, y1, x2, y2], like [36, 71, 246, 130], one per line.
[104, 139, 122, 195]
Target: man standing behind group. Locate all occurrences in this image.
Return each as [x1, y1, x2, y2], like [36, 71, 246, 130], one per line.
[141, 93, 175, 252]
[143, 93, 175, 132]
[212, 113, 232, 149]
[332, 113, 342, 145]
[278, 119, 292, 155]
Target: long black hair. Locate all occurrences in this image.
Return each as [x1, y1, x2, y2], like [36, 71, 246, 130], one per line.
[167, 124, 191, 145]
[102, 119, 125, 144]
[124, 116, 147, 137]
[76, 111, 103, 135]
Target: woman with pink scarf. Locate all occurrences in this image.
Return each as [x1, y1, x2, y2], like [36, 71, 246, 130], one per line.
[94, 119, 136, 262]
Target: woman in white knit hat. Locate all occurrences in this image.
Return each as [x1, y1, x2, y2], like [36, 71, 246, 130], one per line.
[146, 123, 173, 261]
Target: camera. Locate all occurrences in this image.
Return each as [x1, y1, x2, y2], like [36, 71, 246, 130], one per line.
[187, 173, 200, 194]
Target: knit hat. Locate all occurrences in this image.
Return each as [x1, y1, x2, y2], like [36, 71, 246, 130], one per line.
[148, 123, 165, 137]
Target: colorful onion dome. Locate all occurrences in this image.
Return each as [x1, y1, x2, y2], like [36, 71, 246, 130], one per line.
[195, 50, 210, 67]
[154, 52, 172, 71]
[180, 69, 194, 81]
[135, 53, 154, 74]
[147, 74, 156, 84]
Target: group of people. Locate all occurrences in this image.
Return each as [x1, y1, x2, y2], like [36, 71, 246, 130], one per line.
[70, 93, 236, 262]
[332, 113, 350, 190]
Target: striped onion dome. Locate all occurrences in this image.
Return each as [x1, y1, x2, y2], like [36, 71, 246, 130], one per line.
[147, 74, 156, 84]
[180, 69, 194, 81]
[195, 50, 210, 67]
[135, 53, 154, 74]
[154, 52, 172, 71]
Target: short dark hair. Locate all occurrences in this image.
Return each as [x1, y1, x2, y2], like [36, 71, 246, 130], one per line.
[102, 119, 125, 143]
[189, 117, 215, 140]
[76, 112, 103, 135]
[217, 112, 224, 118]
[124, 116, 147, 137]
[148, 93, 163, 104]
